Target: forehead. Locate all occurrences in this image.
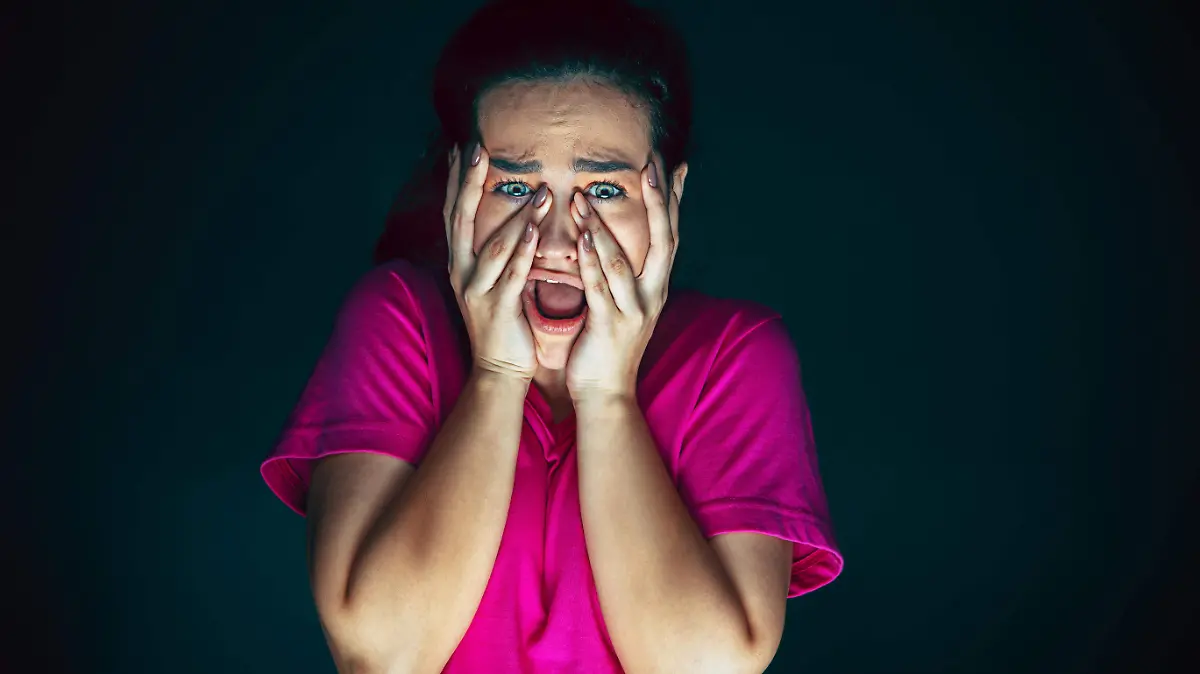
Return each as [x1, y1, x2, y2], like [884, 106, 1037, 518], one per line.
[477, 79, 652, 162]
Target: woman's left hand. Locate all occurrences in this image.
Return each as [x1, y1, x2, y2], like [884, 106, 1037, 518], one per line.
[566, 160, 681, 404]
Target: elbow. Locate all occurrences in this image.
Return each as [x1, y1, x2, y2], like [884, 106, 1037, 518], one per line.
[663, 631, 780, 674]
[314, 607, 388, 674]
[728, 599, 786, 674]
[737, 621, 785, 674]
[313, 587, 418, 674]
[718, 645, 780, 674]
[705, 624, 784, 674]
[697, 646, 777, 674]
[324, 652, 408, 674]
[738, 639, 782, 674]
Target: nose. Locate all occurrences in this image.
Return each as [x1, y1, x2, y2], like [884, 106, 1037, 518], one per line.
[534, 187, 581, 265]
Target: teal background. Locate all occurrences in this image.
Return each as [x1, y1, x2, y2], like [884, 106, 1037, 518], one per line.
[10, 1, 1196, 672]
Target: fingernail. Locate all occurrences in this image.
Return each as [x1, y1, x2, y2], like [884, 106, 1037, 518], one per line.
[647, 161, 658, 188]
[582, 230, 594, 252]
[449, 145, 458, 165]
[574, 191, 590, 218]
[524, 222, 535, 243]
[470, 143, 482, 166]
[533, 184, 548, 207]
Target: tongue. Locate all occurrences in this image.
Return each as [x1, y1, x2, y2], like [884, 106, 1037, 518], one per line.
[536, 281, 586, 318]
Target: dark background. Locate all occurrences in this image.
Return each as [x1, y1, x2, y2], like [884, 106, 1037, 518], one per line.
[7, 0, 1197, 672]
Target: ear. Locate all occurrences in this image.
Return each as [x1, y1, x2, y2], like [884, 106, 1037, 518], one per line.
[670, 162, 689, 204]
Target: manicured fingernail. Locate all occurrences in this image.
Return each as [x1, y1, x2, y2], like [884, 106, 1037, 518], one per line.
[582, 230, 594, 252]
[449, 146, 458, 165]
[647, 161, 658, 188]
[533, 184, 548, 207]
[470, 143, 482, 166]
[524, 222, 535, 243]
[573, 191, 590, 218]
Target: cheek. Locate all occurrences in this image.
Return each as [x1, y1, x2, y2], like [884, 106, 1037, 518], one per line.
[598, 202, 652, 273]
[471, 198, 516, 253]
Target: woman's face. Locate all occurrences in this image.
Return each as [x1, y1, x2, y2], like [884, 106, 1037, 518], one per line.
[472, 78, 686, 371]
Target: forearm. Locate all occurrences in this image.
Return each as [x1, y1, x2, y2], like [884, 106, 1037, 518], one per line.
[575, 397, 760, 674]
[342, 370, 528, 670]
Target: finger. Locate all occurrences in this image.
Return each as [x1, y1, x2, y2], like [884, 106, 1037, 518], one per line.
[509, 182, 554, 240]
[468, 185, 552, 295]
[638, 159, 675, 298]
[570, 190, 590, 228]
[669, 168, 683, 244]
[497, 216, 541, 308]
[576, 222, 616, 321]
[581, 209, 639, 315]
[442, 144, 461, 229]
[449, 144, 489, 282]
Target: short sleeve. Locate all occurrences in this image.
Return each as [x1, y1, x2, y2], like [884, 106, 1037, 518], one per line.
[678, 314, 844, 598]
[260, 264, 440, 516]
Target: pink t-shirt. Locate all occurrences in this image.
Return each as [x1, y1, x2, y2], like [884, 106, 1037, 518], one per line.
[262, 259, 843, 673]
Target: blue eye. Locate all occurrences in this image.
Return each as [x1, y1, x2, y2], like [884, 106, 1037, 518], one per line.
[494, 180, 533, 199]
[586, 182, 626, 200]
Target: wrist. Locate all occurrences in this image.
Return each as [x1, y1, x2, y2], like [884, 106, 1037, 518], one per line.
[571, 390, 638, 417]
[470, 367, 533, 394]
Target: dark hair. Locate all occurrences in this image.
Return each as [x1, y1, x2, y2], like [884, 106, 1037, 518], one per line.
[373, 0, 693, 267]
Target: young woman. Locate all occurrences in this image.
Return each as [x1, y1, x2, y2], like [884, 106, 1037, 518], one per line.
[261, 1, 843, 672]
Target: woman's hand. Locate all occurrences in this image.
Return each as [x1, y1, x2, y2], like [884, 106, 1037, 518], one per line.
[445, 143, 553, 382]
[565, 160, 681, 404]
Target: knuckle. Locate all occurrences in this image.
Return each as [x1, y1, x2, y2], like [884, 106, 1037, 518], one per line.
[487, 238, 508, 260]
[606, 257, 628, 276]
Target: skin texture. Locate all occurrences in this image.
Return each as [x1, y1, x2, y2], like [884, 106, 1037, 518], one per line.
[473, 78, 795, 672]
[473, 79, 687, 414]
[303, 77, 794, 674]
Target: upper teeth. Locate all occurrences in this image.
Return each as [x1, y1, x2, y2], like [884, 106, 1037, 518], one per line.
[545, 279, 561, 284]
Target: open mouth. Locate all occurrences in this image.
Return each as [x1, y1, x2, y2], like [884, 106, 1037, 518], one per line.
[533, 280, 587, 319]
[522, 279, 588, 335]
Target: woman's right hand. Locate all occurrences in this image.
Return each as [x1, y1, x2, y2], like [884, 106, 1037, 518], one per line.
[444, 143, 551, 383]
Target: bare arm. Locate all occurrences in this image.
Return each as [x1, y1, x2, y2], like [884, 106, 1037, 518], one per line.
[306, 370, 529, 674]
[576, 397, 792, 674]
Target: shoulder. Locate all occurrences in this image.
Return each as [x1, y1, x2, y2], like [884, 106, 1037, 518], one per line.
[321, 260, 464, 367]
[641, 287, 798, 394]
[333, 260, 455, 329]
[654, 287, 789, 356]
[343, 259, 446, 310]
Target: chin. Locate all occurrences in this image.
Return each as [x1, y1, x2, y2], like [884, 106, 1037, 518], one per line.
[523, 296, 584, 371]
[533, 336, 574, 371]
[527, 326, 577, 372]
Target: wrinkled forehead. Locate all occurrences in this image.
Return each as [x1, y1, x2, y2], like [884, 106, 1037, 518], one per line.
[477, 79, 653, 165]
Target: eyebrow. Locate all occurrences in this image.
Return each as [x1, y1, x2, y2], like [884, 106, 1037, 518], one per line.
[488, 155, 639, 174]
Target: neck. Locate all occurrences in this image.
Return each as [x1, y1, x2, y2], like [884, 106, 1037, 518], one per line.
[533, 366, 572, 423]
